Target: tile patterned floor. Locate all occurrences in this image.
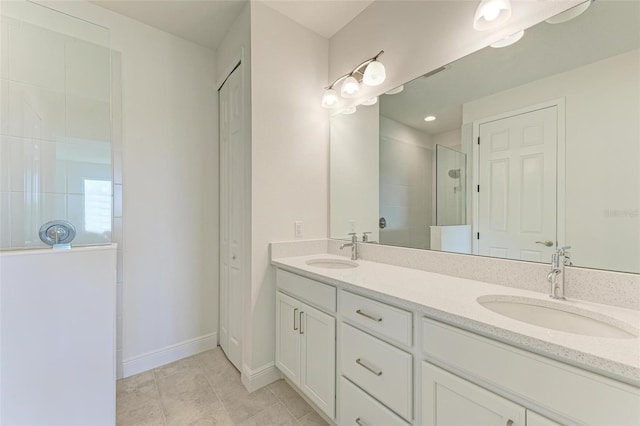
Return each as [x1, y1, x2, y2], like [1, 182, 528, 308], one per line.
[117, 347, 329, 426]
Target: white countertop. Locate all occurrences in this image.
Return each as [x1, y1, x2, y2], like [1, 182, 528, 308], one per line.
[272, 253, 640, 386]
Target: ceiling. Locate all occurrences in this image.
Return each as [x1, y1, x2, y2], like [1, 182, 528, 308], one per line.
[379, 0, 640, 136]
[90, 0, 374, 50]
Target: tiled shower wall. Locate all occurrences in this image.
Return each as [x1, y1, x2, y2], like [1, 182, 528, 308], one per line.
[0, 11, 112, 249]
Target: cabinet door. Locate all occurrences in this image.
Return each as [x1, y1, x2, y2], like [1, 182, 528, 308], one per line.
[422, 362, 525, 426]
[527, 411, 563, 426]
[300, 303, 336, 418]
[276, 292, 301, 386]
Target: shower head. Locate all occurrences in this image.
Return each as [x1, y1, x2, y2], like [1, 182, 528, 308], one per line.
[448, 169, 461, 179]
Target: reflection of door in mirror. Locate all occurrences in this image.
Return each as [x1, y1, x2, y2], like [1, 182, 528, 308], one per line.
[475, 104, 559, 262]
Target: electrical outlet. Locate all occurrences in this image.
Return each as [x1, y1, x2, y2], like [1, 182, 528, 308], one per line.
[348, 220, 356, 233]
[294, 221, 303, 238]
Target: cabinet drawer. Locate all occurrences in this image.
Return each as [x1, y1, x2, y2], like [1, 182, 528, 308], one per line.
[340, 290, 412, 346]
[277, 269, 336, 312]
[339, 377, 410, 426]
[422, 317, 640, 425]
[340, 323, 413, 420]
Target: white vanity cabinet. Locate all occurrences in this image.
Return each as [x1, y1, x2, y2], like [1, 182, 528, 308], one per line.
[421, 317, 640, 425]
[422, 361, 525, 426]
[338, 290, 414, 424]
[275, 270, 336, 419]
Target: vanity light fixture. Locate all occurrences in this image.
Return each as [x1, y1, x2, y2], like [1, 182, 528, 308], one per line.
[546, 0, 591, 24]
[490, 29, 525, 48]
[322, 50, 386, 108]
[385, 85, 404, 95]
[424, 115, 437, 122]
[361, 97, 378, 106]
[473, 0, 512, 31]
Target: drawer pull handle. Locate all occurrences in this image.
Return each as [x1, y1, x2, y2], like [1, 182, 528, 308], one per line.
[355, 418, 367, 426]
[356, 358, 382, 376]
[506, 421, 514, 426]
[293, 308, 298, 331]
[356, 309, 382, 322]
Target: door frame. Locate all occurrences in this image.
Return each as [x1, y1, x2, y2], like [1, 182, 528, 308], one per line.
[471, 98, 566, 256]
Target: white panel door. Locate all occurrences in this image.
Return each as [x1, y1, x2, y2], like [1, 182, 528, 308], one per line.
[219, 64, 244, 370]
[477, 106, 557, 262]
[275, 291, 301, 385]
[300, 303, 335, 418]
[421, 362, 526, 426]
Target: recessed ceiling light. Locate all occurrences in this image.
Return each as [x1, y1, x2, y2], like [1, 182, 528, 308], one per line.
[490, 30, 525, 48]
[385, 85, 404, 95]
[424, 116, 436, 122]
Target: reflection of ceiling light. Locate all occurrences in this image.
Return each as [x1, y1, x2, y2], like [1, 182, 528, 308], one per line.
[361, 97, 378, 106]
[546, 0, 591, 24]
[424, 116, 436, 122]
[473, 0, 512, 31]
[490, 30, 525, 48]
[385, 85, 404, 95]
[473, 0, 511, 31]
[342, 107, 357, 115]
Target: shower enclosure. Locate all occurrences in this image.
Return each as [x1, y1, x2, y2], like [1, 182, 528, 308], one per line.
[0, 0, 112, 249]
[436, 145, 467, 226]
[1, 2, 116, 424]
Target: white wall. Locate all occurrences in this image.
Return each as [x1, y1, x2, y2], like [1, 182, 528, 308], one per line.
[379, 116, 432, 249]
[249, 1, 329, 372]
[433, 128, 462, 151]
[34, 0, 219, 376]
[329, 1, 582, 107]
[463, 50, 640, 273]
[330, 104, 379, 241]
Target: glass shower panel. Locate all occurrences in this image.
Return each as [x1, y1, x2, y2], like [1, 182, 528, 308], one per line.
[436, 145, 467, 226]
[0, 1, 111, 249]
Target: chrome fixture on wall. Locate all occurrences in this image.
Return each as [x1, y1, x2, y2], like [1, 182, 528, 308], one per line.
[39, 220, 76, 249]
[322, 50, 386, 109]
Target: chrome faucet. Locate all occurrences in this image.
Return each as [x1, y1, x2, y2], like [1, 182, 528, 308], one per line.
[340, 232, 358, 260]
[548, 246, 571, 300]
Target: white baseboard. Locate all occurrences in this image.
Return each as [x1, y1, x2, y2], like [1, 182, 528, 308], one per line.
[241, 362, 282, 392]
[122, 332, 218, 378]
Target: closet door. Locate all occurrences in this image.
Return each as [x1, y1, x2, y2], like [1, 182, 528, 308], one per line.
[219, 64, 244, 370]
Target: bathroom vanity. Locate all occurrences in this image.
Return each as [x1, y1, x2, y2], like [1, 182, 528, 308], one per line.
[271, 247, 639, 426]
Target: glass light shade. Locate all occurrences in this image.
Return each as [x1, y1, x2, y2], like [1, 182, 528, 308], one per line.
[341, 76, 360, 97]
[473, 0, 512, 31]
[363, 60, 386, 86]
[342, 107, 357, 115]
[490, 30, 524, 48]
[321, 88, 338, 108]
[546, 0, 591, 24]
[361, 97, 378, 106]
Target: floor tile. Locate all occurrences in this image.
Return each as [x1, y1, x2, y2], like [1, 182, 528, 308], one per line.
[298, 411, 329, 426]
[117, 371, 162, 415]
[218, 383, 278, 424]
[117, 397, 165, 426]
[154, 354, 202, 379]
[236, 402, 297, 426]
[268, 380, 314, 419]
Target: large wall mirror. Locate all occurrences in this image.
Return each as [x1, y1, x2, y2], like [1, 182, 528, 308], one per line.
[330, 0, 639, 274]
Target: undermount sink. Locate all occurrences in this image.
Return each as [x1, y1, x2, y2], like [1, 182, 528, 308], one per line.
[477, 295, 638, 339]
[305, 258, 359, 269]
